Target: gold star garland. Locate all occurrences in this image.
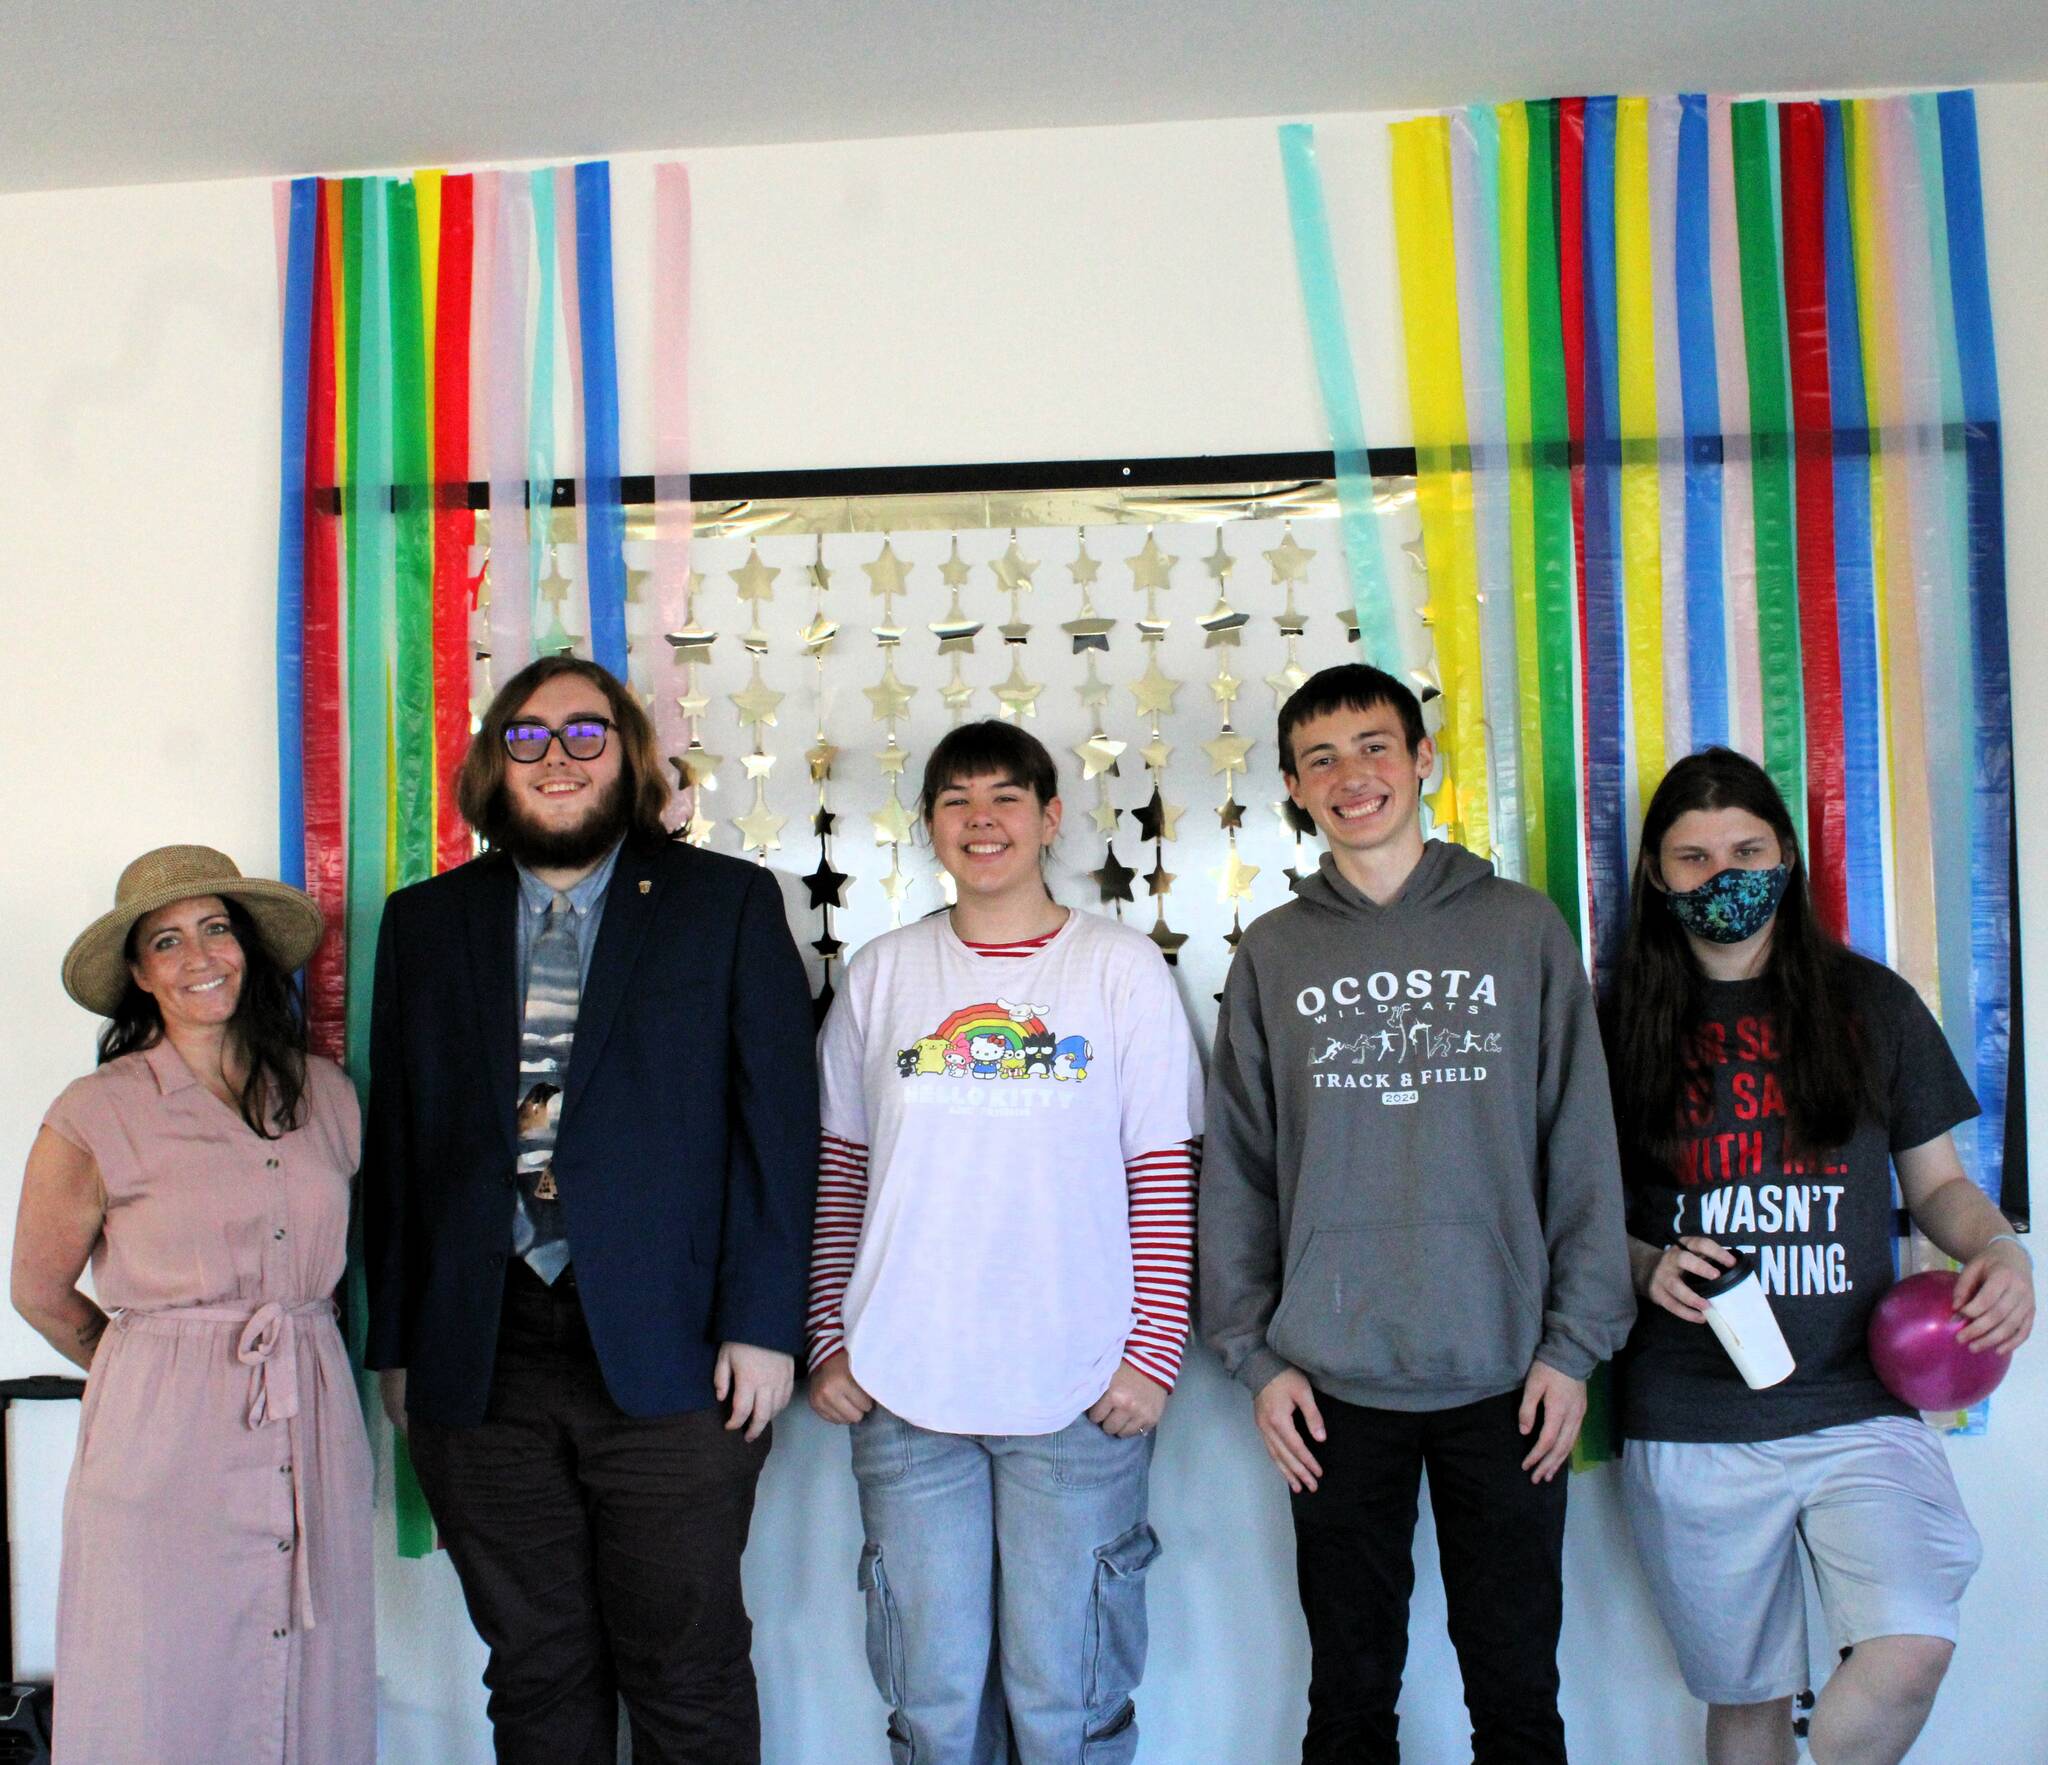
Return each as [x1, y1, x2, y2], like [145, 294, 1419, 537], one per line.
[469, 540, 495, 722]
[990, 530, 1042, 724]
[800, 537, 847, 1017]
[1120, 530, 1185, 962]
[535, 542, 578, 657]
[1201, 528, 1258, 945]
[1064, 534, 1127, 856]
[864, 538, 918, 920]
[930, 535, 983, 726]
[1264, 524, 1315, 710]
[729, 542, 786, 857]
[664, 561, 717, 846]
[621, 512, 1360, 980]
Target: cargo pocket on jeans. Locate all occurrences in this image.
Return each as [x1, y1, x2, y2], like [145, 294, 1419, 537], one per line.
[857, 1541, 913, 1755]
[1084, 1520, 1160, 1736]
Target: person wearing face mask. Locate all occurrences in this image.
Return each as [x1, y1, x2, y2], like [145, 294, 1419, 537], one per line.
[1605, 747, 2033, 1765]
[805, 720, 1202, 1764]
[15, 847, 372, 1763]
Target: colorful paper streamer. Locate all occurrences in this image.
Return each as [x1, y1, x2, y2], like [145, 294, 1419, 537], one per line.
[1318, 87, 2018, 1443]
[274, 158, 634, 1558]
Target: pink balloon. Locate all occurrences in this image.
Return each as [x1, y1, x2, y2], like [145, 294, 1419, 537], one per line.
[1867, 1270, 2011, 1410]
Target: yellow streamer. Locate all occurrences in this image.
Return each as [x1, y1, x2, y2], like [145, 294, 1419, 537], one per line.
[413, 169, 443, 836]
[1496, 103, 1546, 888]
[1391, 116, 1490, 857]
[415, 169, 443, 502]
[1614, 99, 1666, 814]
[1848, 100, 1936, 1008]
[327, 183, 349, 484]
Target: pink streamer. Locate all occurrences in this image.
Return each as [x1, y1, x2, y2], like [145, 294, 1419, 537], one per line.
[486, 171, 534, 676]
[271, 181, 292, 338]
[553, 163, 591, 653]
[1879, 100, 1952, 633]
[649, 163, 696, 824]
[1648, 96, 1691, 770]
[1708, 96, 1763, 759]
[467, 171, 498, 711]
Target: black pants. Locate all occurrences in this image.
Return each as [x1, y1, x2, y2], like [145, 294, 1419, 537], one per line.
[408, 1261, 771, 1765]
[1291, 1388, 1570, 1765]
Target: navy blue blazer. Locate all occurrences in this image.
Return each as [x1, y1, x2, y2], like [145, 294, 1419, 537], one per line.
[362, 832, 819, 1428]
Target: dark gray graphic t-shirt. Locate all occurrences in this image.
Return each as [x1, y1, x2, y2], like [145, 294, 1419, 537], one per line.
[1619, 953, 1979, 1443]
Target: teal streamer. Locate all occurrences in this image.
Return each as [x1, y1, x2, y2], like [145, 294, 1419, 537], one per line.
[345, 180, 394, 1089]
[528, 167, 559, 646]
[1277, 123, 1402, 671]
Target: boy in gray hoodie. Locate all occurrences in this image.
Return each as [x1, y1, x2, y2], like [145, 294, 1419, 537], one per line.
[1200, 664, 1633, 1764]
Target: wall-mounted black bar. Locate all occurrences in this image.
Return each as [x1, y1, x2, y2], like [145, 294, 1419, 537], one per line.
[311, 448, 1417, 516]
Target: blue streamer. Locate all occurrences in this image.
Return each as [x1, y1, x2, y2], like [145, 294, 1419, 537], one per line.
[1821, 104, 1886, 964]
[1580, 98, 1629, 980]
[528, 169, 558, 637]
[1276, 124, 1403, 671]
[1674, 95, 1728, 752]
[1938, 89, 2014, 1209]
[275, 178, 318, 892]
[573, 162, 628, 679]
[1911, 99, 1982, 1139]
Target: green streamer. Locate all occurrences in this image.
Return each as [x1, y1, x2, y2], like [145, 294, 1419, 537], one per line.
[1730, 101, 1805, 825]
[393, 1430, 436, 1556]
[1519, 101, 1612, 1469]
[1496, 102, 1549, 902]
[385, 180, 435, 890]
[1522, 101, 1584, 943]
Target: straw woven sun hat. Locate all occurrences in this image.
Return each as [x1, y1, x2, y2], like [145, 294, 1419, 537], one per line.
[62, 845, 324, 1017]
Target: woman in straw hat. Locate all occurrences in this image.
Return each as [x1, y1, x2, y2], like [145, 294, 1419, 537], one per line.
[13, 846, 373, 1764]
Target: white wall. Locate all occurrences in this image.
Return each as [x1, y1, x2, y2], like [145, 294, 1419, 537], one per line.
[1, 91, 2044, 1763]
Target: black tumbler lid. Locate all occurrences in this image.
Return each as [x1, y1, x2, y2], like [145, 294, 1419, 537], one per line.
[1679, 1246, 1756, 1300]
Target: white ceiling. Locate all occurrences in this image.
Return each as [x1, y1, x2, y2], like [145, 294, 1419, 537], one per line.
[2, 0, 2044, 195]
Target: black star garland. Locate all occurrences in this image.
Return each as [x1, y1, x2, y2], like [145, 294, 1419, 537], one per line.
[803, 855, 849, 915]
[803, 540, 844, 1022]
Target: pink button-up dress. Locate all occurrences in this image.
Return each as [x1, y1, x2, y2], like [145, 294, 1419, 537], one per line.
[40, 1042, 374, 1764]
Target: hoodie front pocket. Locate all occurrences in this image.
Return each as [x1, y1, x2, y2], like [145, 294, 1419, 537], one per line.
[1267, 1218, 1542, 1392]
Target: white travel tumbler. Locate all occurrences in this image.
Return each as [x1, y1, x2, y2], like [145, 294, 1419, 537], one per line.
[1687, 1248, 1796, 1390]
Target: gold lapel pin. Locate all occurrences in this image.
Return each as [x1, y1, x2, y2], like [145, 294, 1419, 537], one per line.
[638, 879, 651, 894]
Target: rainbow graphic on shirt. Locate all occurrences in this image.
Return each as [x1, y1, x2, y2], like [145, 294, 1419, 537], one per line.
[896, 999, 1091, 1083]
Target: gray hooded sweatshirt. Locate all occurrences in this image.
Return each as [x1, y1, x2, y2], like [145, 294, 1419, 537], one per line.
[1199, 841, 1634, 1411]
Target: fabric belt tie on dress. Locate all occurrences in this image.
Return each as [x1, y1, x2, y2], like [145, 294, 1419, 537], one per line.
[118, 1298, 335, 1631]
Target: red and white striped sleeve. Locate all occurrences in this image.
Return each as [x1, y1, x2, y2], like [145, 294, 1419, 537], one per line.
[1122, 1138, 1200, 1388]
[806, 1130, 870, 1371]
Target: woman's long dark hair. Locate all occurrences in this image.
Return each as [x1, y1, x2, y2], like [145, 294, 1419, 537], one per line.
[1607, 747, 1869, 1168]
[97, 897, 310, 1139]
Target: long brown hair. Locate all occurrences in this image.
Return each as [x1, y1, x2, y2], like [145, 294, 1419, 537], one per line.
[455, 656, 671, 848]
[98, 898, 309, 1139]
[1606, 747, 1871, 1168]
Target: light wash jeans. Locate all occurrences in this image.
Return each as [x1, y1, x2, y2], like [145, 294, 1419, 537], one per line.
[850, 1403, 1160, 1764]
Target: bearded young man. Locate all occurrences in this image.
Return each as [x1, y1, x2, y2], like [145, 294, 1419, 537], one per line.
[363, 655, 817, 1765]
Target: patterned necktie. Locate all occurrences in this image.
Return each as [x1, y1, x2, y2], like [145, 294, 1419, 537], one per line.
[512, 891, 577, 1284]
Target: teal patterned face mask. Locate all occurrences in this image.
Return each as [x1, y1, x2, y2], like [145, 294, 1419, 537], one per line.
[1663, 864, 1790, 944]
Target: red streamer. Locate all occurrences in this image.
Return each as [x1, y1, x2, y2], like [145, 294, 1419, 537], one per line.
[1778, 104, 1848, 935]
[433, 174, 477, 872]
[302, 178, 347, 1058]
